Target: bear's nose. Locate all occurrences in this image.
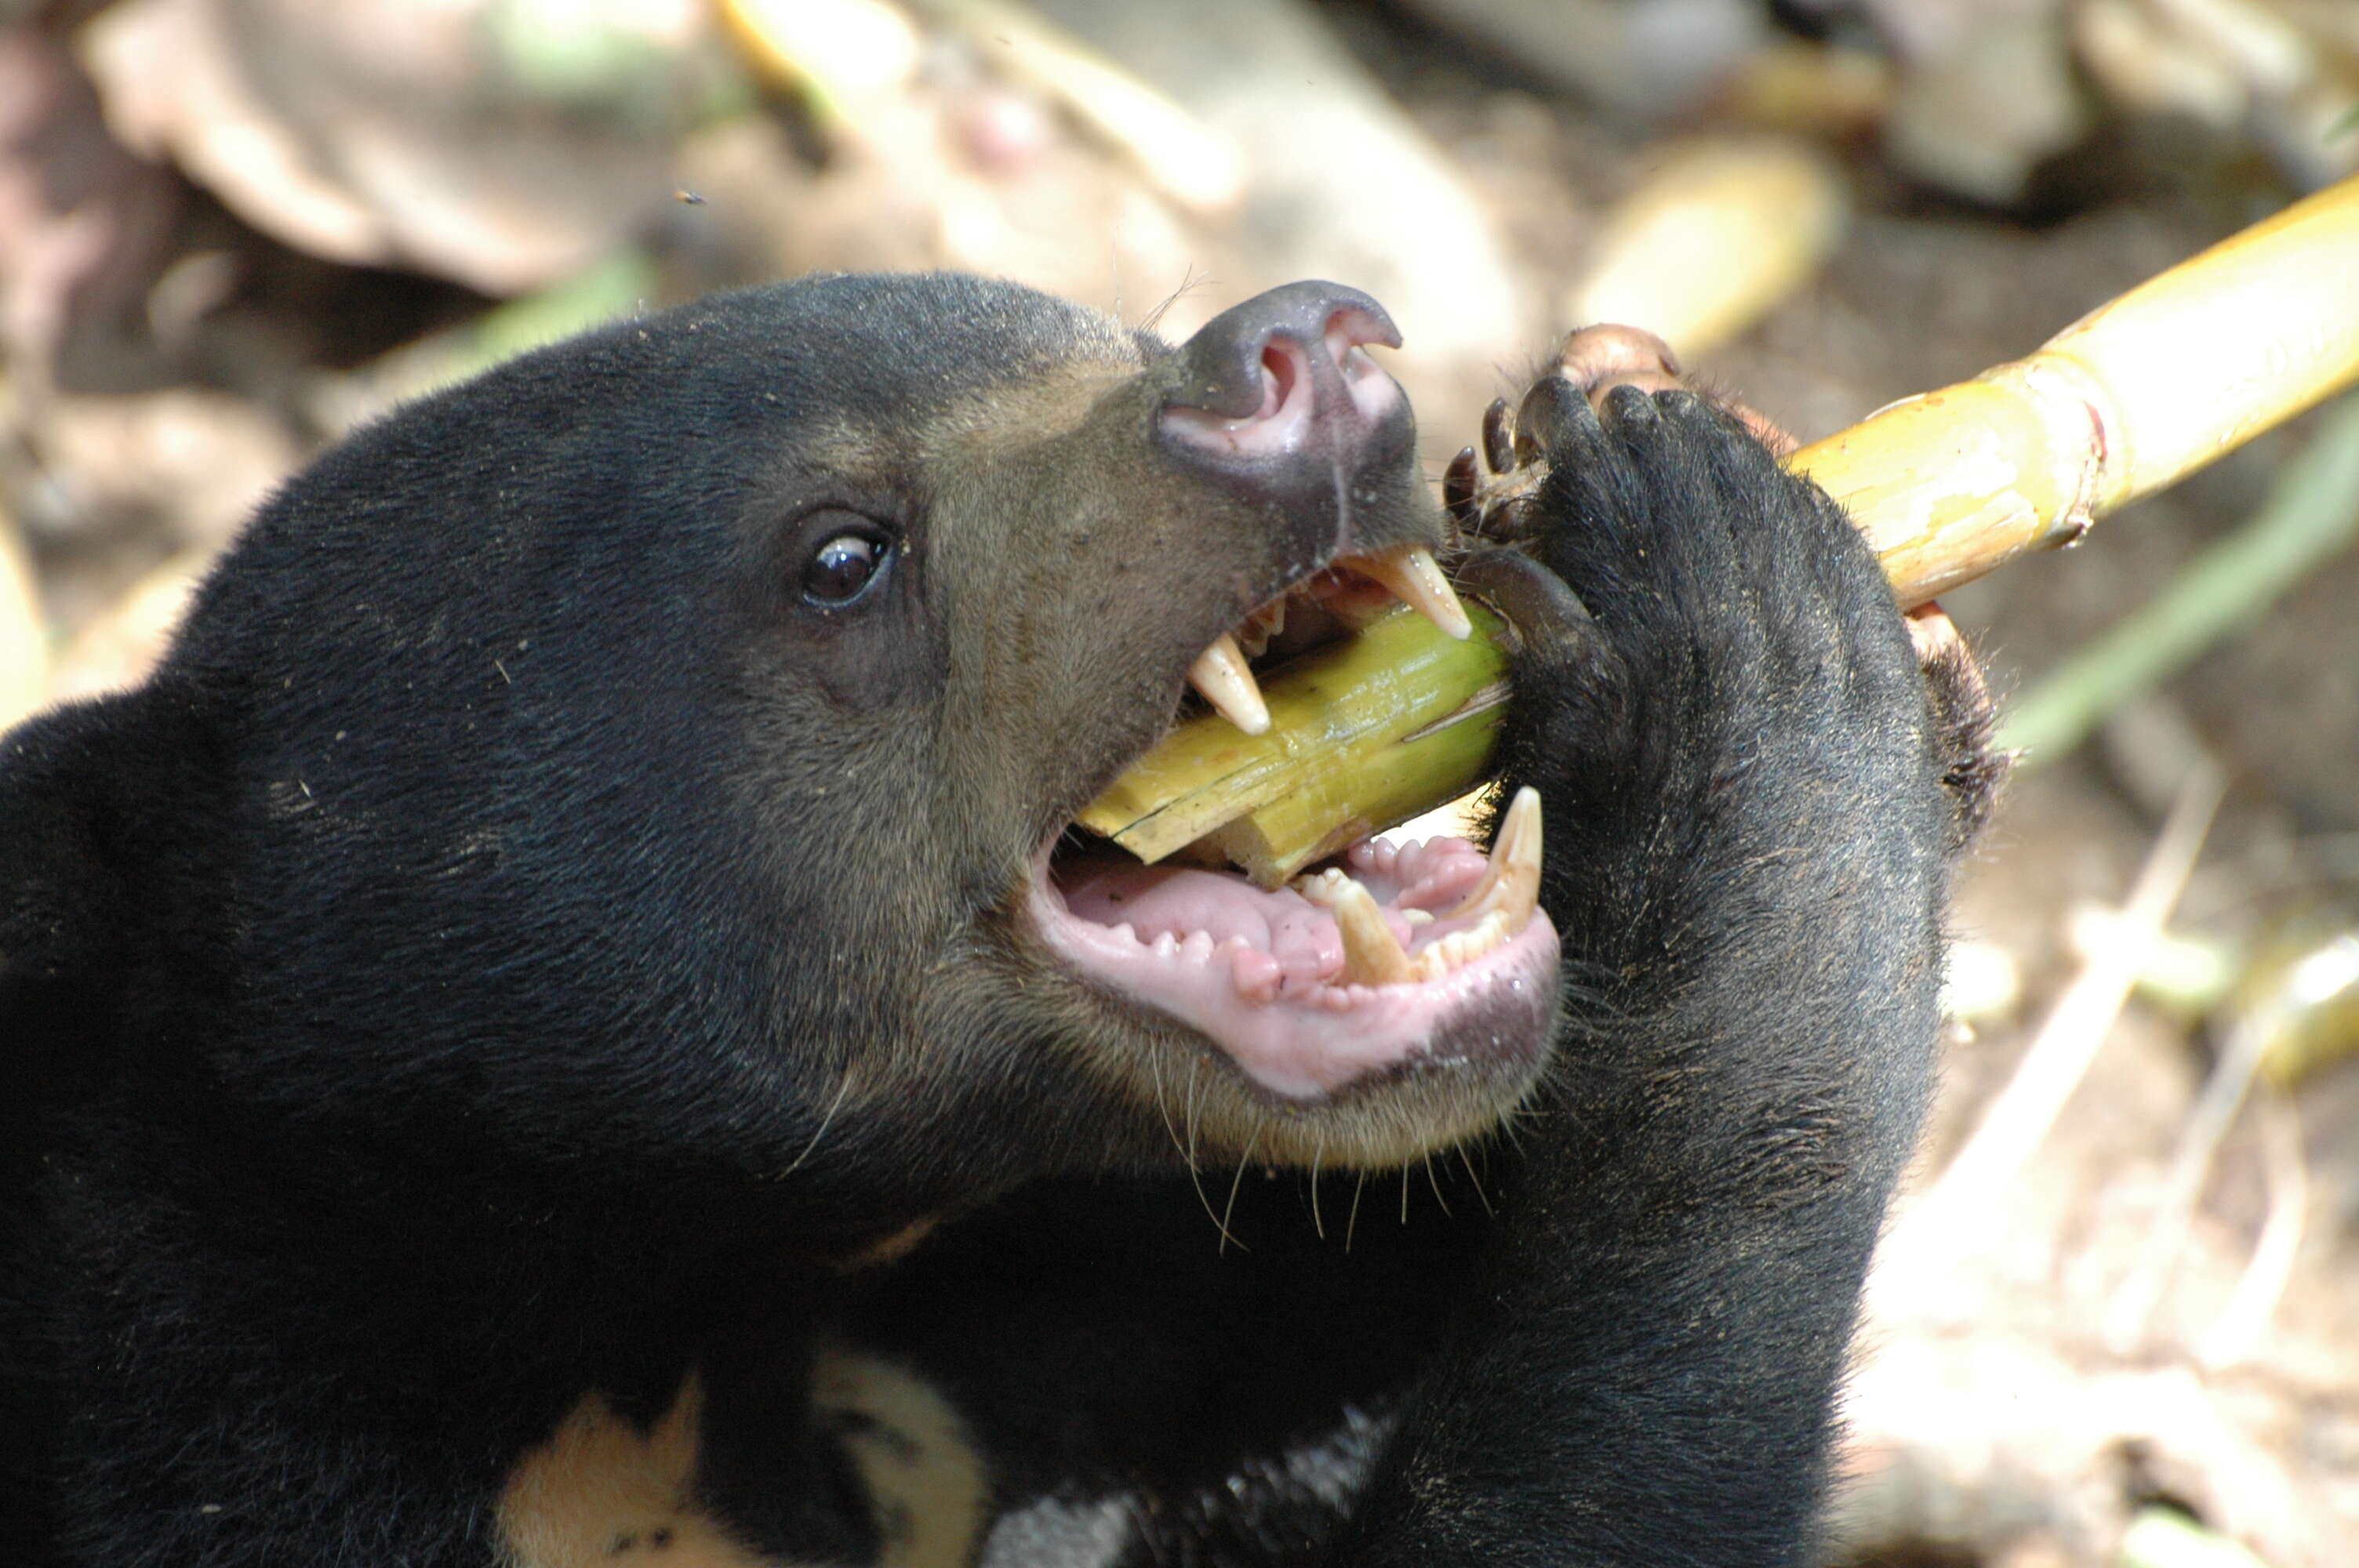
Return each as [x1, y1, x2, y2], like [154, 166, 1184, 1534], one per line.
[1159, 281, 1407, 461]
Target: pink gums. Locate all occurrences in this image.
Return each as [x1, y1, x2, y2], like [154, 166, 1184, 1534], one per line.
[1034, 833, 1561, 1101]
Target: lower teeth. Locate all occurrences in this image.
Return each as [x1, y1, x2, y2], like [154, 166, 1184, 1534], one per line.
[1288, 786, 1542, 989]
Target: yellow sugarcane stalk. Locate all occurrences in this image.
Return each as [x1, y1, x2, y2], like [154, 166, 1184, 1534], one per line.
[1077, 604, 1512, 878]
[1085, 173, 2359, 883]
[1800, 171, 2359, 604]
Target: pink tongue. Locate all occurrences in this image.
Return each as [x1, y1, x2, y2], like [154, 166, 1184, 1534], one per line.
[1055, 836, 1492, 994]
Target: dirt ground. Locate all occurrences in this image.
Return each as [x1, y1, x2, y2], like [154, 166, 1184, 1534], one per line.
[5, 1, 2356, 1562]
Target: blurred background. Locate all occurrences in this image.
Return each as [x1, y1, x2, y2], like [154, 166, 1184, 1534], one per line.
[2, 1, 2356, 1563]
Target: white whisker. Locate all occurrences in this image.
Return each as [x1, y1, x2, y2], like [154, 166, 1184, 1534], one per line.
[778, 1075, 853, 1179]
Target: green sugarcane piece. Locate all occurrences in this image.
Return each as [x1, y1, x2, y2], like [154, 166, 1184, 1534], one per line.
[1199, 680, 1507, 887]
[1074, 604, 1511, 869]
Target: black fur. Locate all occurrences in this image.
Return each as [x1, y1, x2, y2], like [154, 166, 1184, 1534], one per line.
[1, 275, 1986, 1565]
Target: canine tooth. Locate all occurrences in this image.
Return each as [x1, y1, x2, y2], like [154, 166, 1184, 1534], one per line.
[1446, 786, 1543, 931]
[1301, 873, 1412, 986]
[1351, 546, 1472, 641]
[1187, 633, 1270, 734]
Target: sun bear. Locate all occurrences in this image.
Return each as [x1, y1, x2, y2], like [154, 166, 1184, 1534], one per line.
[1, 274, 1993, 1566]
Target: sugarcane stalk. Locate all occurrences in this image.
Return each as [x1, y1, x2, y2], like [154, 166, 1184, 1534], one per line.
[1074, 604, 1511, 875]
[1190, 672, 1509, 888]
[1085, 172, 2359, 883]
[1797, 170, 2359, 604]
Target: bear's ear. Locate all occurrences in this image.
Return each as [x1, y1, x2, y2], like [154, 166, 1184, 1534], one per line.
[1, 691, 192, 1058]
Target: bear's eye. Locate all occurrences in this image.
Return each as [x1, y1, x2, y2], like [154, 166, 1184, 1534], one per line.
[801, 524, 893, 607]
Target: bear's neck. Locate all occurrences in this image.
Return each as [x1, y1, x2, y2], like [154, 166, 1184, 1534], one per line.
[24, 1078, 878, 1459]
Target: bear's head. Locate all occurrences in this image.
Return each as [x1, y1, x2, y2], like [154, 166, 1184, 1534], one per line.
[1, 274, 1560, 1231]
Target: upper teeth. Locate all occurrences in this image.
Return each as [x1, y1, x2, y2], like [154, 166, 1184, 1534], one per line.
[1348, 546, 1472, 641]
[1234, 597, 1287, 659]
[1183, 545, 1469, 735]
[1185, 633, 1270, 735]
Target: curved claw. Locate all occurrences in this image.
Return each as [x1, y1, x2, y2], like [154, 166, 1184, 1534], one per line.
[1452, 547, 1591, 651]
[1480, 397, 1516, 475]
[1513, 375, 1600, 465]
[1444, 445, 1481, 521]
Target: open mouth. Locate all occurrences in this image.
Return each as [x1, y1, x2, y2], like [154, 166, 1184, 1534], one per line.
[1031, 553, 1561, 1105]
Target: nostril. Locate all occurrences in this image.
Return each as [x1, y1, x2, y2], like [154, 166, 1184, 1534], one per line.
[1257, 343, 1296, 420]
[1313, 307, 1406, 428]
[1165, 334, 1317, 457]
[1160, 284, 1406, 457]
[1321, 306, 1392, 362]
[1345, 347, 1401, 423]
